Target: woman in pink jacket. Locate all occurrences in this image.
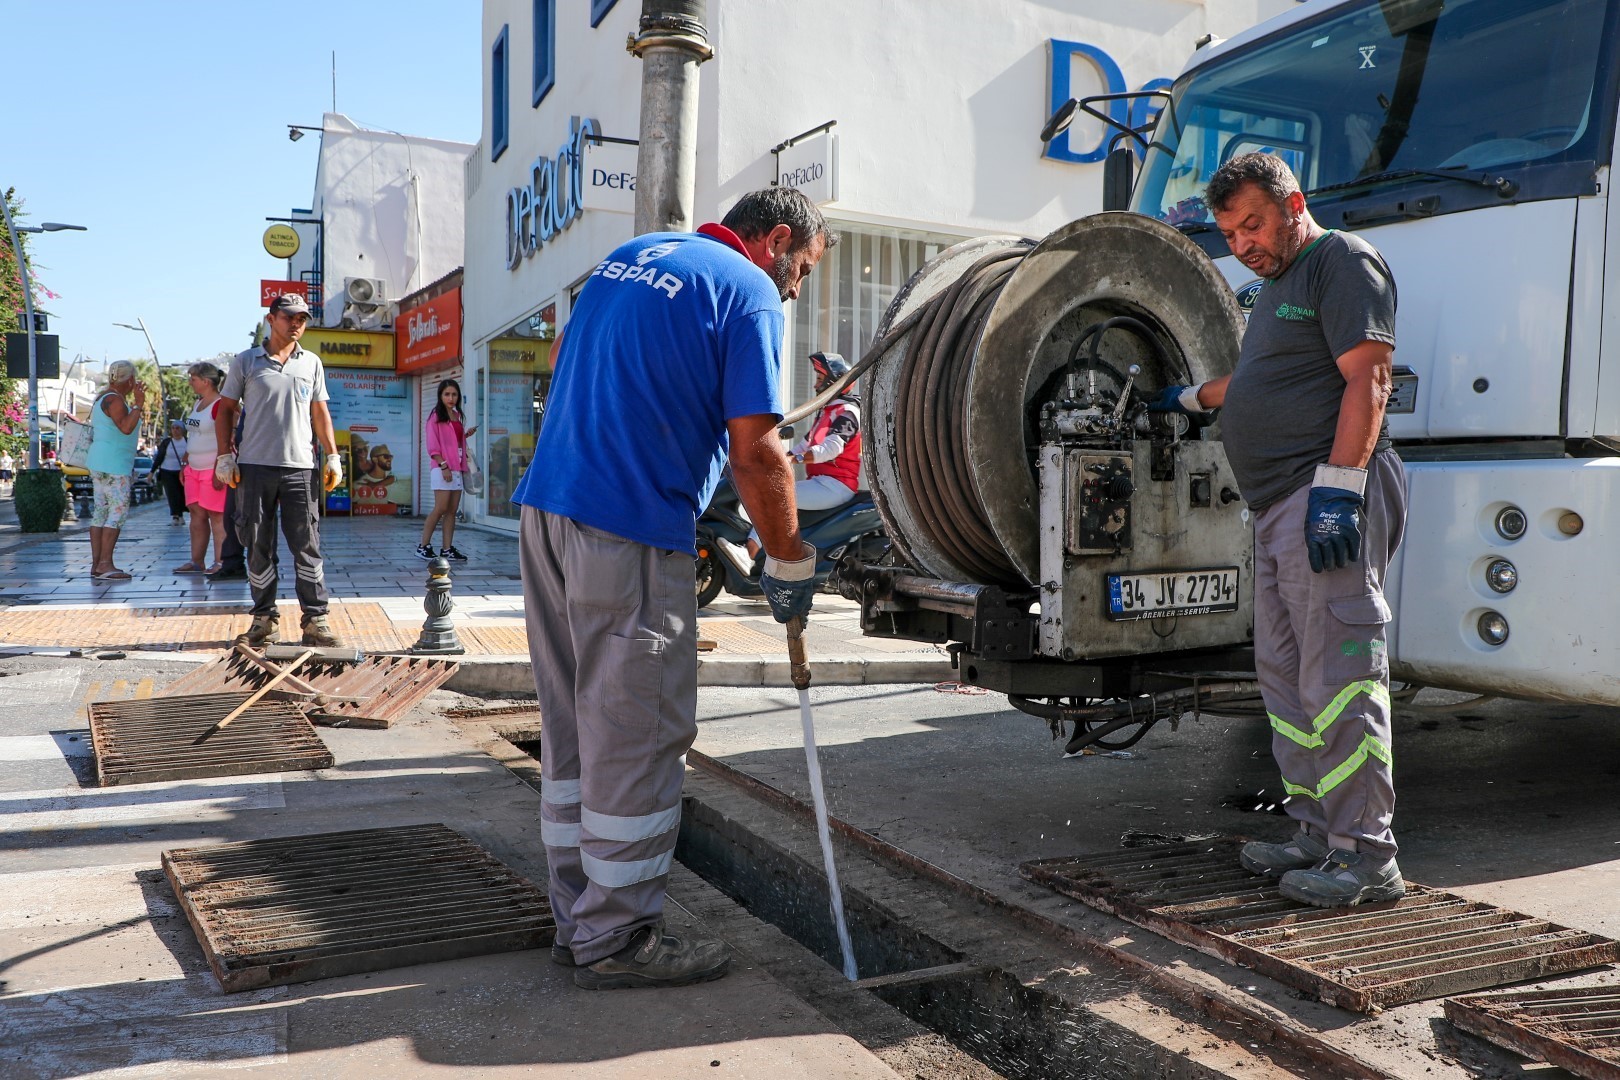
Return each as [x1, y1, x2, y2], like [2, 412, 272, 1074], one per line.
[417, 379, 478, 562]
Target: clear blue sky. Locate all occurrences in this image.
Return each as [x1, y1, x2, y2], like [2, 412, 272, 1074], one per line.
[9, 2, 479, 375]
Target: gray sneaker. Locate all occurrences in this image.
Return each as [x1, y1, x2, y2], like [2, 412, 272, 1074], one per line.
[1240, 828, 1328, 877]
[573, 921, 731, 990]
[1279, 849, 1405, 908]
[234, 614, 280, 649]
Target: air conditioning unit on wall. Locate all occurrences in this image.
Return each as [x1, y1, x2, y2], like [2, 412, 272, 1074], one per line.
[339, 277, 392, 330]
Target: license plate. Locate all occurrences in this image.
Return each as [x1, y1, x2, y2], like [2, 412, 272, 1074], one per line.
[1107, 567, 1239, 621]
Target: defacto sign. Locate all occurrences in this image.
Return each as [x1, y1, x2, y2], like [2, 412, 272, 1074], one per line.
[300, 327, 395, 371]
[260, 279, 308, 306]
[263, 224, 301, 259]
[1044, 40, 1172, 164]
[775, 131, 838, 205]
[507, 115, 600, 270]
[582, 141, 637, 215]
[396, 287, 463, 374]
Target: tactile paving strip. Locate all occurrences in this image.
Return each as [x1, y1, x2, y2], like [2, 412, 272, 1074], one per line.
[1446, 986, 1620, 1079]
[1022, 839, 1618, 1013]
[163, 823, 555, 992]
[89, 693, 333, 786]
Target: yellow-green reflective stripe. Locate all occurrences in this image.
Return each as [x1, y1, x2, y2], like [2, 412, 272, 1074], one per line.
[1269, 681, 1391, 748]
[1280, 734, 1393, 800]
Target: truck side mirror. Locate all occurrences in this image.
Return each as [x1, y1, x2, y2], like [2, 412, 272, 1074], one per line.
[778, 426, 795, 440]
[1102, 145, 1136, 212]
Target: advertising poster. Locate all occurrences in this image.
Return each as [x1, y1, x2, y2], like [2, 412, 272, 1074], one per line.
[325, 369, 415, 515]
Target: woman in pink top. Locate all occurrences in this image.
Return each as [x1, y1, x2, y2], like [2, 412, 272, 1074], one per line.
[174, 361, 229, 574]
[418, 379, 478, 562]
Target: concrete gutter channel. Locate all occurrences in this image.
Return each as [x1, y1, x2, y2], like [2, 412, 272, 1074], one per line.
[464, 716, 1440, 1079]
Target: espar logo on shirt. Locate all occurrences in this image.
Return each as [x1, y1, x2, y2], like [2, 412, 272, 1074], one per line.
[592, 241, 685, 299]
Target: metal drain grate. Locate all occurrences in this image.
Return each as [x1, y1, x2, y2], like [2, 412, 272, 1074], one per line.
[164, 823, 555, 992]
[89, 693, 334, 786]
[1022, 839, 1618, 1013]
[1446, 986, 1620, 1079]
[164, 652, 460, 728]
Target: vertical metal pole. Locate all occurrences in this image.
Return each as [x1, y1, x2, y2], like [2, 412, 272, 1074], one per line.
[136, 317, 164, 438]
[630, 0, 712, 236]
[0, 194, 40, 469]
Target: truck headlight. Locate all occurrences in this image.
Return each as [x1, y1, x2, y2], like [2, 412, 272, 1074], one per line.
[1477, 611, 1510, 646]
[1494, 506, 1527, 541]
[1485, 559, 1517, 594]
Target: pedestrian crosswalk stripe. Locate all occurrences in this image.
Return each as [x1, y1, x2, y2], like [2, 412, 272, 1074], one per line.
[0, 734, 93, 760]
[0, 777, 286, 831]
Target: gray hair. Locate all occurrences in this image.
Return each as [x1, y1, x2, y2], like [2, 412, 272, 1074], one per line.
[1205, 152, 1301, 212]
[106, 359, 139, 386]
[721, 188, 839, 254]
[187, 360, 224, 388]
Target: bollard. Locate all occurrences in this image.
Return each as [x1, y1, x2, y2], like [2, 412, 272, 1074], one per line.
[412, 556, 465, 655]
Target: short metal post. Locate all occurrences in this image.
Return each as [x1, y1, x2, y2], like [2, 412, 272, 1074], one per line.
[412, 556, 465, 655]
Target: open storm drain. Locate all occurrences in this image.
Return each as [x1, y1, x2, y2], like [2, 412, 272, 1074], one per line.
[1022, 838, 1618, 1013]
[164, 823, 554, 992]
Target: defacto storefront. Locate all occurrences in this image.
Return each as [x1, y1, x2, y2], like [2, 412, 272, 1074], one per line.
[461, 0, 1300, 532]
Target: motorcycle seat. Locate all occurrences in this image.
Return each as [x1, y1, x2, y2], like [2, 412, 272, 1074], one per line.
[797, 496, 875, 529]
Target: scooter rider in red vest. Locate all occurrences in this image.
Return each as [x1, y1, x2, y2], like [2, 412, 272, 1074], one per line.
[745, 352, 861, 559]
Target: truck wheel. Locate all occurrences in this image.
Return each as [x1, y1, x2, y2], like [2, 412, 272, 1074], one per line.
[695, 548, 725, 609]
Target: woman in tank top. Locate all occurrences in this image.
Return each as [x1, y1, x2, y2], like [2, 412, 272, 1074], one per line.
[174, 360, 229, 573]
[86, 360, 146, 581]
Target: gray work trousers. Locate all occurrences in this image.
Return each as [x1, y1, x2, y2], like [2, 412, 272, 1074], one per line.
[519, 507, 698, 965]
[1252, 450, 1407, 861]
[235, 464, 330, 619]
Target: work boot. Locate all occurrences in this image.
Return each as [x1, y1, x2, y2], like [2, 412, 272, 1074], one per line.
[1279, 849, 1405, 909]
[551, 942, 576, 967]
[300, 613, 342, 648]
[573, 921, 731, 990]
[234, 614, 280, 649]
[1239, 827, 1328, 877]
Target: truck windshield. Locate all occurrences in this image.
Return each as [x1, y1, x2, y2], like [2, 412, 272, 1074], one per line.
[1135, 0, 1616, 226]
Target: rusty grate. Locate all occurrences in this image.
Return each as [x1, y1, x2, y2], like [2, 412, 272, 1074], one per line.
[164, 651, 460, 728]
[89, 693, 334, 786]
[1021, 839, 1618, 1013]
[164, 823, 555, 993]
[1445, 986, 1620, 1079]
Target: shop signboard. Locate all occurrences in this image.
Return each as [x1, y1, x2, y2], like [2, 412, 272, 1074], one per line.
[302, 328, 395, 371]
[396, 287, 463, 373]
[324, 369, 415, 515]
[775, 130, 838, 205]
[260, 279, 308, 305]
[582, 141, 636, 214]
[263, 224, 301, 258]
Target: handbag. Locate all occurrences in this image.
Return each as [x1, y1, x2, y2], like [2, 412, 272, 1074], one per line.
[57, 414, 94, 469]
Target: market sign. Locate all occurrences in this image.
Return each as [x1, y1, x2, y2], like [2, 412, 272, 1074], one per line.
[263, 224, 301, 259]
[261, 279, 308, 306]
[301, 327, 395, 370]
[396, 287, 463, 373]
[775, 130, 838, 205]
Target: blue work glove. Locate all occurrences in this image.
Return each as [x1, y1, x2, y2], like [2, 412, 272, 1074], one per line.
[1145, 384, 1207, 414]
[760, 541, 817, 623]
[1304, 465, 1368, 574]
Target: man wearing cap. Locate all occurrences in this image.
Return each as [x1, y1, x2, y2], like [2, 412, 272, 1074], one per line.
[214, 294, 345, 648]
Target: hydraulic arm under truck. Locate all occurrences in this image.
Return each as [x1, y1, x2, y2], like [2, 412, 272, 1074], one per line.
[837, 0, 1620, 754]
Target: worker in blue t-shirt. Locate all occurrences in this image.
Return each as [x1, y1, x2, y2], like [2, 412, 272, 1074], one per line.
[511, 188, 836, 991]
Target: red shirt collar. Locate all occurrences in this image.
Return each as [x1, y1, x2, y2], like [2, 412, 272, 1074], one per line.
[697, 222, 749, 257]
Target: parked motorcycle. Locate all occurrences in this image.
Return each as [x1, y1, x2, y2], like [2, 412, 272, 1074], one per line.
[695, 473, 887, 608]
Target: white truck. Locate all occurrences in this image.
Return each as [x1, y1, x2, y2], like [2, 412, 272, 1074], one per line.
[840, 0, 1620, 749]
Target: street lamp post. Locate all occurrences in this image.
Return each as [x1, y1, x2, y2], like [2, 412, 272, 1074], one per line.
[113, 318, 164, 439]
[0, 198, 87, 468]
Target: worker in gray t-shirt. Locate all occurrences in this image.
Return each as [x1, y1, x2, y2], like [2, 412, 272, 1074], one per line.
[214, 293, 346, 649]
[1150, 153, 1407, 909]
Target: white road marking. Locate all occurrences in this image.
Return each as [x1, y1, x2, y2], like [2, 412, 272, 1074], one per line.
[0, 862, 178, 925]
[0, 776, 285, 831]
[0, 732, 94, 759]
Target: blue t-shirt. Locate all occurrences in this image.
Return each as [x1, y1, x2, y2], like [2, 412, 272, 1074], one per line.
[512, 230, 784, 554]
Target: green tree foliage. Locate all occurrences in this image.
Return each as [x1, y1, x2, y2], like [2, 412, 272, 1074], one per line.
[0, 188, 32, 460]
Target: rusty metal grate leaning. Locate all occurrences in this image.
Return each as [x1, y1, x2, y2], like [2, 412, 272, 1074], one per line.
[1021, 838, 1617, 1013]
[89, 693, 334, 786]
[163, 651, 460, 729]
[164, 823, 555, 993]
[1445, 985, 1620, 1079]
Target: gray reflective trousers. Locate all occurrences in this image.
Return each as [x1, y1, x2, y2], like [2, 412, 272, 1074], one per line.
[235, 464, 329, 619]
[519, 507, 698, 965]
[1252, 450, 1407, 861]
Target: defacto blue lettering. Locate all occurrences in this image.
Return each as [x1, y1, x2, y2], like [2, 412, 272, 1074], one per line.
[507, 116, 600, 270]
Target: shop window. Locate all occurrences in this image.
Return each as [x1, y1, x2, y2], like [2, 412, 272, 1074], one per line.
[491, 25, 510, 162]
[482, 302, 558, 520]
[590, 0, 618, 28]
[788, 222, 966, 410]
[532, 0, 555, 107]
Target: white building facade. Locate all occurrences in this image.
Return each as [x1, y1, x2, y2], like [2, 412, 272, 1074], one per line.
[462, 0, 1299, 530]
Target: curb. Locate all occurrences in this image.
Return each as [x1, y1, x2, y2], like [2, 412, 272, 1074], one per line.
[444, 653, 954, 695]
